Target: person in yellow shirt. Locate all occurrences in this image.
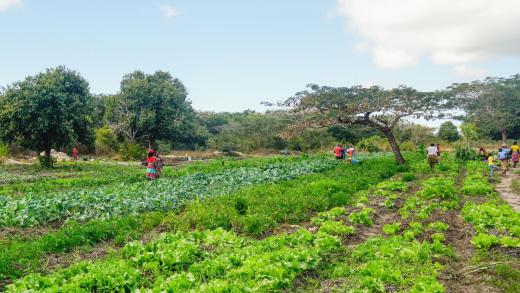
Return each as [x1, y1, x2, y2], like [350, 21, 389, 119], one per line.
[512, 141, 519, 168]
[488, 154, 499, 176]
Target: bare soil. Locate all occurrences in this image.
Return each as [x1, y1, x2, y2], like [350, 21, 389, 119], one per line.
[494, 170, 520, 212]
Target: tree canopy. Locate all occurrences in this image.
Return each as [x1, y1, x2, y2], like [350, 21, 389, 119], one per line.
[438, 121, 460, 142]
[0, 66, 95, 164]
[281, 84, 444, 164]
[447, 75, 520, 142]
[106, 71, 197, 148]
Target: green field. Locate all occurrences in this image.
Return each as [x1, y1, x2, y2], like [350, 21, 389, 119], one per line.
[1, 153, 519, 292]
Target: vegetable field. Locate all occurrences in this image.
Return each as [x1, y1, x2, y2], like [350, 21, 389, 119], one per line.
[1, 154, 519, 292]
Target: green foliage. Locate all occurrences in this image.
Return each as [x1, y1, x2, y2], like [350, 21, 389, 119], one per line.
[0, 156, 338, 227]
[37, 155, 57, 168]
[438, 121, 460, 142]
[0, 66, 95, 164]
[402, 173, 417, 182]
[454, 143, 476, 161]
[95, 126, 119, 155]
[311, 207, 346, 225]
[383, 222, 401, 235]
[471, 233, 498, 250]
[0, 212, 163, 282]
[106, 70, 197, 147]
[318, 221, 356, 236]
[417, 177, 456, 199]
[348, 207, 375, 226]
[356, 135, 385, 153]
[0, 143, 8, 164]
[119, 142, 146, 161]
[461, 161, 495, 196]
[331, 236, 450, 292]
[6, 228, 341, 292]
[427, 222, 449, 232]
[462, 200, 520, 249]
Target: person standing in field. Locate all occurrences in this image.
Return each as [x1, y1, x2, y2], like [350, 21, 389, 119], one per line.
[72, 146, 79, 162]
[427, 143, 438, 169]
[146, 149, 158, 180]
[488, 154, 499, 177]
[498, 147, 509, 177]
[511, 141, 519, 168]
[333, 144, 343, 160]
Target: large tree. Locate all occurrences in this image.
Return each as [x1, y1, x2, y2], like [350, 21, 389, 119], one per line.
[281, 84, 442, 164]
[107, 71, 196, 148]
[447, 76, 520, 142]
[0, 66, 94, 165]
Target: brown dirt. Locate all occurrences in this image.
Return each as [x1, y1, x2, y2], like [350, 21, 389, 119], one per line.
[0, 226, 55, 242]
[494, 170, 520, 212]
[41, 241, 116, 273]
[438, 164, 502, 293]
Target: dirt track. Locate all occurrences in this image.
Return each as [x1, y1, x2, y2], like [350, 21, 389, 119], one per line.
[495, 169, 520, 212]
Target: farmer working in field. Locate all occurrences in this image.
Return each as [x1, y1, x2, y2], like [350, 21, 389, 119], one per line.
[146, 149, 159, 180]
[488, 154, 499, 177]
[333, 144, 343, 160]
[427, 143, 438, 169]
[498, 147, 509, 177]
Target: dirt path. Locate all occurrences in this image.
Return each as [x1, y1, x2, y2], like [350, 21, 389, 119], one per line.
[494, 170, 520, 212]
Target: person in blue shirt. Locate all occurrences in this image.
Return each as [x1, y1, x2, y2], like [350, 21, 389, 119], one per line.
[498, 148, 509, 177]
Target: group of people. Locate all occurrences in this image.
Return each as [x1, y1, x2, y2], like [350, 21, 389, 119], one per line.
[333, 144, 359, 164]
[146, 149, 164, 180]
[485, 141, 519, 177]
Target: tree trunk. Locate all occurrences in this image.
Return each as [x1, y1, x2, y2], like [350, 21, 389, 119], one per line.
[501, 129, 507, 144]
[148, 139, 155, 151]
[382, 128, 405, 165]
[45, 148, 51, 158]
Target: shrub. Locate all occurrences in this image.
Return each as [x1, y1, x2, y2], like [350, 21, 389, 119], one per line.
[0, 143, 8, 164]
[402, 173, 416, 182]
[37, 155, 57, 168]
[95, 126, 119, 155]
[120, 142, 146, 161]
[356, 136, 386, 153]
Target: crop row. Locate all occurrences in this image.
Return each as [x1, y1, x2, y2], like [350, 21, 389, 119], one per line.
[0, 156, 301, 196]
[461, 161, 520, 250]
[0, 157, 337, 227]
[6, 228, 342, 292]
[297, 157, 457, 292]
[2, 156, 417, 292]
[1, 154, 403, 285]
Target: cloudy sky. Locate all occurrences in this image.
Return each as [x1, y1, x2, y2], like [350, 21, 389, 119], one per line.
[1, 0, 520, 112]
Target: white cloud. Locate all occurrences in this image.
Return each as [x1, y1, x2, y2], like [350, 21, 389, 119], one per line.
[0, 0, 22, 12]
[337, 0, 520, 68]
[452, 65, 488, 81]
[161, 4, 179, 18]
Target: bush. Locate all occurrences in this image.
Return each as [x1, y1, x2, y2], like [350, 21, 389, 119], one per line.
[37, 155, 57, 168]
[0, 143, 8, 164]
[454, 143, 476, 161]
[356, 136, 384, 153]
[95, 126, 119, 155]
[120, 143, 146, 161]
[399, 141, 415, 151]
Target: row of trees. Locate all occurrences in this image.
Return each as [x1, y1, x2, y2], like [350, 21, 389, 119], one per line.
[0, 66, 518, 165]
[0, 67, 198, 165]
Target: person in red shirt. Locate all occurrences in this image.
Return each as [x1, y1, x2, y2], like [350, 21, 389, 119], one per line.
[146, 149, 158, 180]
[72, 146, 79, 162]
[333, 144, 343, 160]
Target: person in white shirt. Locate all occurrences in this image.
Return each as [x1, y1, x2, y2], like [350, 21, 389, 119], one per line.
[427, 143, 438, 169]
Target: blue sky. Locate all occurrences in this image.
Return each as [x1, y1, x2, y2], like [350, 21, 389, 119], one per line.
[1, 0, 520, 112]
